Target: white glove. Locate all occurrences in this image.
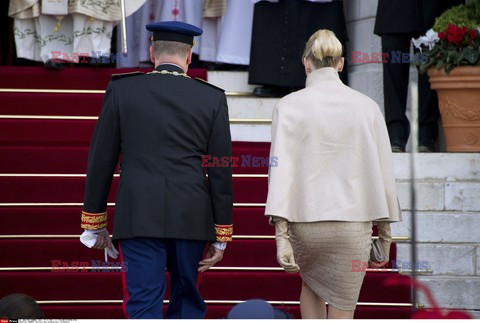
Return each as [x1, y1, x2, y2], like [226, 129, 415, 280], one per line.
[274, 219, 300, 273]
[80, 229, 119, 261]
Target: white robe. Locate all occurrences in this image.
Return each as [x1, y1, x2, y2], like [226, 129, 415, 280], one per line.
[117, 0, 254, 67]
[116, 0, 203, 68]
[265, 67, 402, 223]
[199, 0, 254, 65]
[10, 0, 145, 63]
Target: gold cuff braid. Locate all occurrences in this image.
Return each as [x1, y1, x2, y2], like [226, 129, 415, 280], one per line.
[81, 211, 107, 230]
[215, 224, 233, 242]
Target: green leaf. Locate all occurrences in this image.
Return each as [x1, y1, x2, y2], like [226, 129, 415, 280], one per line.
[435, 60, 445, 69]
[455, 52, 465, 64]
[445, 62, 455, 74]
[463, 47, 480, 64]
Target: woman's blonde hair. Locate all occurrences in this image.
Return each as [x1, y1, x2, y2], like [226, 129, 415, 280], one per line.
[303, 29, 343, 69]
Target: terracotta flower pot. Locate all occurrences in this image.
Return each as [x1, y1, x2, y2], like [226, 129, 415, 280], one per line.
[428, 66, 480, 152]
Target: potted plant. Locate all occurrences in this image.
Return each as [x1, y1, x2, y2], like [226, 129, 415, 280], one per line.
[414, 0, 480, 152]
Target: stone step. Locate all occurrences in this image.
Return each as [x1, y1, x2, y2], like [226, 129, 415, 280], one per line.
[227, 96, 277, 142]
[208, 71, 256, 93]
[227, 96, 277, 119]
[393, 153, 480, 181]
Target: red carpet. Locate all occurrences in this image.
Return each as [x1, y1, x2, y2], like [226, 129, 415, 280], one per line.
[0, 67, 412, 319]
[0, 66, 207, 89]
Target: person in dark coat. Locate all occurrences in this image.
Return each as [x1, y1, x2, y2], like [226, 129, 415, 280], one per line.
[80, 21, 233, 319]
[374, 0, 464, 152]
[248, 0, 348, 97]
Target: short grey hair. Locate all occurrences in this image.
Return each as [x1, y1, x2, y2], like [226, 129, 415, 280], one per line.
[152, 40, 191, 58]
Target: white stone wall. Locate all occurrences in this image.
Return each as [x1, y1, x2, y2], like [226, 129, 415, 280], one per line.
[391, 153, 480, 316]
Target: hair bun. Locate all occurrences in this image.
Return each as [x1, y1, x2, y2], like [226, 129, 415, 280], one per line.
[310, 30, 342, 60]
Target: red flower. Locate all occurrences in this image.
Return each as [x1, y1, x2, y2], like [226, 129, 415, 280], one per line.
[442, 24, 468, 46]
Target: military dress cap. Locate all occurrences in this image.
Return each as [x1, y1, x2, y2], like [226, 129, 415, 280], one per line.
[146, 21, 203, 46]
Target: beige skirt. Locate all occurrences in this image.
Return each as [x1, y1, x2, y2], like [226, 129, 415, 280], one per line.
[289, 221, 372, 311]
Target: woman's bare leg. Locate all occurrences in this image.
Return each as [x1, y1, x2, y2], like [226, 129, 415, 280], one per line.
[327, 305, 354, 319]
[300, 281, 327, 319]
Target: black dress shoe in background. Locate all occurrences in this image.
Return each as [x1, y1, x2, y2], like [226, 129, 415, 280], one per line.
[44, 59, 67, 70]
[253, 86, 291, 98]
[391, 138, 406, 153]
[418, 139, 436, 152]
[418, 145, 435, 152]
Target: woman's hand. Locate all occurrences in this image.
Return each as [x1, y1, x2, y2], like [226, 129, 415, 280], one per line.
[274, 219, 300, 273]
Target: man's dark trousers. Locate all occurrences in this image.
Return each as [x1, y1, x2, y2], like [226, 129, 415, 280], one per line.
[381, 33, 439, 147]
[119, 238, 207, 319]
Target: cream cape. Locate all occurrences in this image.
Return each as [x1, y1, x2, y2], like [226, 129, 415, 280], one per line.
[265, 67, 401, 223]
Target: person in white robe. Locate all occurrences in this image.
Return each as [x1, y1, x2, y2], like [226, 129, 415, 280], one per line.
[199, 0, 254, 66]
[116, 0, 203, 68]
[116, 0, 254, 68]
[9, 0, 145, 64]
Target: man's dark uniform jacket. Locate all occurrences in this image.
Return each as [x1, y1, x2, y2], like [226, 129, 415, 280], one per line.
[374, 0, 464, 35]
[81, 64, 233, 243]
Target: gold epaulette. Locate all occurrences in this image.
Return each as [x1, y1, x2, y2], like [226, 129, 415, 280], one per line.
[112, 71, 144, 81]
[194, 77, 225, 92]
[81, 211, 107, 230]
[215, 224, 233, 242]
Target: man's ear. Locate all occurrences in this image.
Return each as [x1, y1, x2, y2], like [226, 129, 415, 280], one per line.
[149, 45, 155, 64]
[186, 47, 193, 65]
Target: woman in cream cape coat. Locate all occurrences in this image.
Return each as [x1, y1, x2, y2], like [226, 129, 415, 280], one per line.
[265, 29, 401, 319]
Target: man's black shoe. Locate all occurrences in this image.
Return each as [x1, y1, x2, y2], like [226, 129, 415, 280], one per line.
[253, 86, 290, 98]
[391, 138, 406, 153]
[44, 59, 66, 70]
[418, 145, 435, 153]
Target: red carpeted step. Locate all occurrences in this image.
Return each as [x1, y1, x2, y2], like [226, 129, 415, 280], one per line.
[0, 238, 397, 270]
[0, 239, 277, 268]
[38, 304, 412, 319]
[0, 271, 411, 304]
[0, 177, 268, 203]
[0, 120, 94, 146]
[0, 207, 272, 236]
[0, 143, 270, 174]
[0, 146, 90, 173]
[0, 67, 207, 89]
[0, 93, 103, 117]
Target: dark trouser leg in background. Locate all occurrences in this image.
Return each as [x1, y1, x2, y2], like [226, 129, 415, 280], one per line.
[418, 70, 439, 149]
[381, 33, 413, 148]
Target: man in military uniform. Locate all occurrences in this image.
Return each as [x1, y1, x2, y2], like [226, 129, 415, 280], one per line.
[80, 21, 233, 319]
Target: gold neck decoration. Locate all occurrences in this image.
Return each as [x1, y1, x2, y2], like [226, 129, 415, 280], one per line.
[148, 69, 190, 78]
